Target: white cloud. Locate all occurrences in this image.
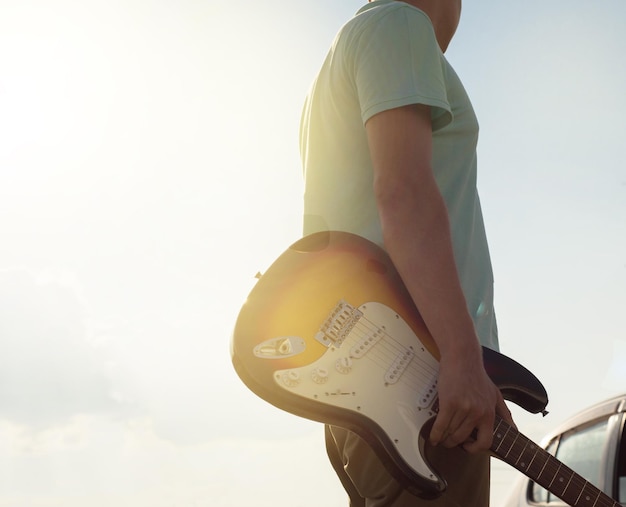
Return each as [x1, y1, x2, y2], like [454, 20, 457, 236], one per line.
[0, 268, 121, 428]
[0, 415, 344, 507]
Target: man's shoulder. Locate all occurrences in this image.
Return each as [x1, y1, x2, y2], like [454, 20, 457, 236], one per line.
[332, 1, 437, 62]
[345, 0, 434, 35]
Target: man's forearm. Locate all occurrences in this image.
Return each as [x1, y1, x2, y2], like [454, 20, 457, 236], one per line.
[376, 171, 483, 363]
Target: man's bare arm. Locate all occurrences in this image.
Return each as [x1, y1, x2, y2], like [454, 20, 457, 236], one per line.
[365, 104, 512, 452]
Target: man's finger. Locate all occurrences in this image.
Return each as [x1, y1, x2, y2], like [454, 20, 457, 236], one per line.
[429, 412, 449, 446]
[462, 420, 493, 453]
[496, 394, 516, 428]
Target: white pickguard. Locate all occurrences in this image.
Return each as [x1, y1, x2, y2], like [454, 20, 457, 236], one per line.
[273, 301, 440, 485]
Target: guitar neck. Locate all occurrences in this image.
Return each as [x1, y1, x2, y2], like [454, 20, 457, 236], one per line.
[490, 416, 619, 507]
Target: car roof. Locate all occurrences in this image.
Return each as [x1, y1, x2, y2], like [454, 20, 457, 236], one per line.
[539, 393, 626, 446]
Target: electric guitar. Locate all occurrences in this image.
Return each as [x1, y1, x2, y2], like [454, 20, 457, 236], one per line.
[231, 231, 620, 506]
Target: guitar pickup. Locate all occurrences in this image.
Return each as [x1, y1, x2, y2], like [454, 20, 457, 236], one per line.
[417, 378, 438, 410]
[350, 328, 384, 359]
[384, 347, 415, 385]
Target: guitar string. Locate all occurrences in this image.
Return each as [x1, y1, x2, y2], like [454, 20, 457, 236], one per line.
[324, 311, 618, 506]
[349, 317, 437, 381]
[346, 320, 617, 507]
[533, 453, 615, 507]
[347, 316, 438, 392]
[338, 316, 618, 507]
[515, 444, 615, 506]
[494, 418, 618, 507]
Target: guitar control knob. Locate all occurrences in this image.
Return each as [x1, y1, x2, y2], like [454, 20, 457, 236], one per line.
[311, 367, 329, 384]
[282, 370, 301, 387]
[335, 357, 353, 374]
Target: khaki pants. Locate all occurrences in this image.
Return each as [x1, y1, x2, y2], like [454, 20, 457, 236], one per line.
[326, 425, 490, 507]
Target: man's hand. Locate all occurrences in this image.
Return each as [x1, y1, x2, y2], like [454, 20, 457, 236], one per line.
[430, 351, 514, 453]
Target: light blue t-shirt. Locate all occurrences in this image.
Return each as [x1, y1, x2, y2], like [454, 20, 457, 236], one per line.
[300, 0, 498, 350]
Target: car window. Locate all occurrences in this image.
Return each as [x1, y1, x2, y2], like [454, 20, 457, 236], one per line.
[530, 417, 609, 504]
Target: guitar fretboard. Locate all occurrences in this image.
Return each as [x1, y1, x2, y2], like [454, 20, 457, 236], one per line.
[491, 416, 619, 507]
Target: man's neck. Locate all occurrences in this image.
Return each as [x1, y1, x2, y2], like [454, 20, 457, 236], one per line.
[373, 0, 459, 53]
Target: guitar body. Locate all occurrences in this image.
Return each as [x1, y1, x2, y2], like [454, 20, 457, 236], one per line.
[231, 231, 549, 497]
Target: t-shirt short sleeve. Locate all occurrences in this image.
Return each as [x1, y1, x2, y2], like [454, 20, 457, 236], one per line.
[350, 7, 452, 130]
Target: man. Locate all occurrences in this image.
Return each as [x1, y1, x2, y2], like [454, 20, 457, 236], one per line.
[300, 0, 514, 505]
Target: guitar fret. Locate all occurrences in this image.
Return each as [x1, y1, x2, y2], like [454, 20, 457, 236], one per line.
[493, 419, 514, 455]
[574, 481, 608, 507]
[562, 470, 574, 497]
[509, 432, 536, 473]
[550, 460, 578, 504]
[529, 447, 550, 481]
[574, 481, 589, 505]
[547, 461, 562, 489]
[505, 433, 520, 458]
[490, 417, 620, 507]
[525, 441, 541, 471]
[514, 440, 530, 467]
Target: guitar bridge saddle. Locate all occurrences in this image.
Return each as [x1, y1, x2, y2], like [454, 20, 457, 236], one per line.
[315, 300, 363, 349]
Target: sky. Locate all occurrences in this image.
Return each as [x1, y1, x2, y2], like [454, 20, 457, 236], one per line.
[0, 0, 625, 506]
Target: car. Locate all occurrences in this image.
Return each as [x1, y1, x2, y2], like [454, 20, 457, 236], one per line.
[502, 393, 626, 506]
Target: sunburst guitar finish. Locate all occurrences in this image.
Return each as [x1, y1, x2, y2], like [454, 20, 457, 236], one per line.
[232, 233, 616, 506]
